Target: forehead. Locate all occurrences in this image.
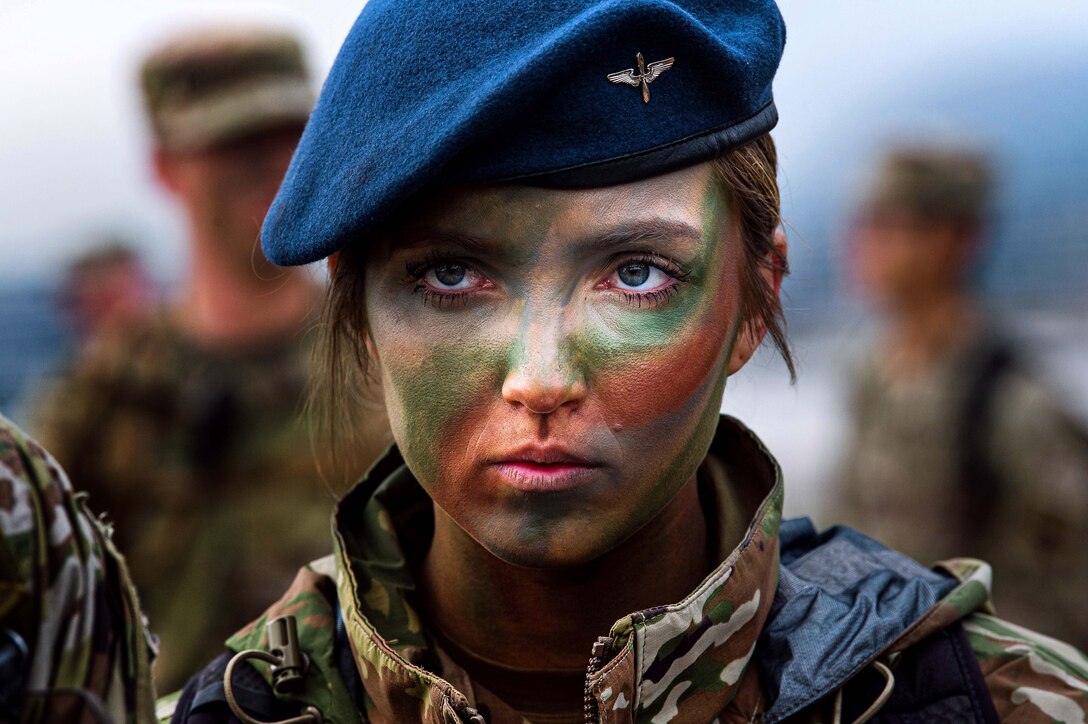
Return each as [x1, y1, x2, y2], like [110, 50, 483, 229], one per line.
[408, 163, 721, 244]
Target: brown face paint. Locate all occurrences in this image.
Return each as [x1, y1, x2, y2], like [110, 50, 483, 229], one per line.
[364, 163, 744, 567]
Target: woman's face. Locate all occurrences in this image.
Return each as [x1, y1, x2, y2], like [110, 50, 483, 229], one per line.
[365, 163, 757, 567]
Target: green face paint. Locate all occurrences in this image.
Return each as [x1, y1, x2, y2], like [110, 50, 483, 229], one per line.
[364, 162, 748, 566]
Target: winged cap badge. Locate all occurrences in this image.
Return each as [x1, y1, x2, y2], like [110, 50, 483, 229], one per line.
[607, 52, 675, 103]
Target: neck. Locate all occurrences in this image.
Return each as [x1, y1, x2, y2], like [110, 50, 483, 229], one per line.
[420, 475, 711, 673]
[177, 230, 319, 347]
[885, 288, 977, 378]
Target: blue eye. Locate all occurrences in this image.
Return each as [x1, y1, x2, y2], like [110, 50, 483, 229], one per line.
[426, 263, 475, 290]
[613, 262, 669, 291]
[433, 264, 467, 287]
[618, 263, 649, 287]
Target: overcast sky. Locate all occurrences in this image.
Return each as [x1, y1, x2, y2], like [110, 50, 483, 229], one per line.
[1, 0, 1086, 282]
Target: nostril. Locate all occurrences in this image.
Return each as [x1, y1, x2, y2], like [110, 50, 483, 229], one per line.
[503, 381, 587, 416]
[524, 394, 561, 416]
[500, 344, 587, 414]
[503, 381, 559, 415]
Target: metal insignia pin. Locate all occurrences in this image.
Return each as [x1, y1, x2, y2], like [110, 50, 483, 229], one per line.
[607, 52, 675, 103]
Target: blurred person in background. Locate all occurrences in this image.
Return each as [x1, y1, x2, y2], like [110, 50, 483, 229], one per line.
[837, 147, 1088, 649]
[57, 240, 157, 345]
[28, 26, 386, 693]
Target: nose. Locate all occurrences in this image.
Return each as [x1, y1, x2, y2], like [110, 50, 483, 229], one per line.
[501, 317, 587, 415]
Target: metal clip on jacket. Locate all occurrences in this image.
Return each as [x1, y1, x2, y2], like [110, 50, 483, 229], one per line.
[223, 616, 324, 724]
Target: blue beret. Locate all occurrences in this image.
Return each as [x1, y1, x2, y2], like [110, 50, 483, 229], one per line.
[263, 0, 786, 265]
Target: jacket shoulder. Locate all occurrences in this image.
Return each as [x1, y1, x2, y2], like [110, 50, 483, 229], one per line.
[0, 414, 157, 722]
[164, 556, 363, 724]
[25, 315, 177, 454]
[965, 612, 1088, 722]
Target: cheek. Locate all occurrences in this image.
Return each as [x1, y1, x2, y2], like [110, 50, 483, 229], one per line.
[592, 331, 728, 430]
[372, 314, 507, 482]
[579, 271, 739, 430]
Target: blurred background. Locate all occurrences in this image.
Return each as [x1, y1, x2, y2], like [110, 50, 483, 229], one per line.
[2, 0, 1087, 516]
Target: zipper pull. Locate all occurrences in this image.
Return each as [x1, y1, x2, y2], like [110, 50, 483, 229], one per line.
[584, 636, 614, 724]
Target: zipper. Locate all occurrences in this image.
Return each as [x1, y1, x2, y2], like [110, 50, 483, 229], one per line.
[583, 636, 613, 724]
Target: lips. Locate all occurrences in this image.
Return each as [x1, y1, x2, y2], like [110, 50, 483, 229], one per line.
[489, 445, 602, 492]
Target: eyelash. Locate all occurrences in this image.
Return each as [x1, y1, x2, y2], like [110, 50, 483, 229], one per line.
[608, 253, 689, 308]
[413, 288, 473, 309]
[621, 286, 680, 308]
[403, 251, 690, 309]
[404, 251, 476, 308]
[404, 250, 458, 280]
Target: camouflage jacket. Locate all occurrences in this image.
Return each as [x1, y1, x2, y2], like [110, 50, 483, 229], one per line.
[0, 414, 157, 723]
[27, 310, 374, 692]
[166, 417, 1088, 723]
[837, 322, 1088, 649]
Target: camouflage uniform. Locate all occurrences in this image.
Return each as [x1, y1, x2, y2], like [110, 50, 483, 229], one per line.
[28, 311, 355, 694]
[838, 324, 1088, 650]
[164, 417, 1088, 723]
[0, 413, 156, 723]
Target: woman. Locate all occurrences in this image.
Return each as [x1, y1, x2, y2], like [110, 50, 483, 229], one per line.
[167, 1, 1088, 722]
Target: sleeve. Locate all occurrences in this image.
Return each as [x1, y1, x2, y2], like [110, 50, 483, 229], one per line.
[23, 331, 130, 492]
[984, 370, 1088, 650]
[24, 361, 106, 472]
[965, 612, 1088, 723]
[23, 327, 160, 546]
[0, 414, 157, 723]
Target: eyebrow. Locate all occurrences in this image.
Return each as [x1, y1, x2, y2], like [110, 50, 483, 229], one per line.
[394, 218, 702, 257]
[578, 218, 703, 252]
[394, 228, 494, 252]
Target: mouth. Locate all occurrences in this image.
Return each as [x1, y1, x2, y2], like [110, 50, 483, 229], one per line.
[489, 446, 602, 493]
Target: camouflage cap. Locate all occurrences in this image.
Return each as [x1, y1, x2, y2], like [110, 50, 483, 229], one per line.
[141, 26, 313, 152]
[862, 147, 994, 225]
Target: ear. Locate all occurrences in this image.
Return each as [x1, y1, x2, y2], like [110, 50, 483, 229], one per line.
[728, 228, 788, 375]
[363, 333, 380, 369]
[948, 221, 982, 274]
[327, 252, 339, 277]
[151, 148, 182, 194]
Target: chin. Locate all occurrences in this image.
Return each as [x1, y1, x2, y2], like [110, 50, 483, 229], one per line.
[476, 516, 628, 571]
[486, 540, 604, 570]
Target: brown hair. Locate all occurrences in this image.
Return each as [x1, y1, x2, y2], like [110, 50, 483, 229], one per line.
[310, 133, 793, 463]
[711, 133, 794, 380]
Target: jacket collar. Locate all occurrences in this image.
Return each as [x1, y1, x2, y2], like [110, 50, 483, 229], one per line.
[225, 416, 995, 723]
[759, 520, 970, 722]
[329, 415, 784, 723]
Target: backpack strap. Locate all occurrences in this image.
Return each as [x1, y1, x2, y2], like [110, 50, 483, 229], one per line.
[171, 598, 369, 724]
[169, 652, 298, 724]
[836, 622, 999, 724]
[333, 598, 369, 714]
[0, 628, 29, 720]
[956, 337, 1017, 544]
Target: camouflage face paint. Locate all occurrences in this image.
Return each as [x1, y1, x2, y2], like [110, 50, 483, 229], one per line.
[364, 163, 744, 567]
